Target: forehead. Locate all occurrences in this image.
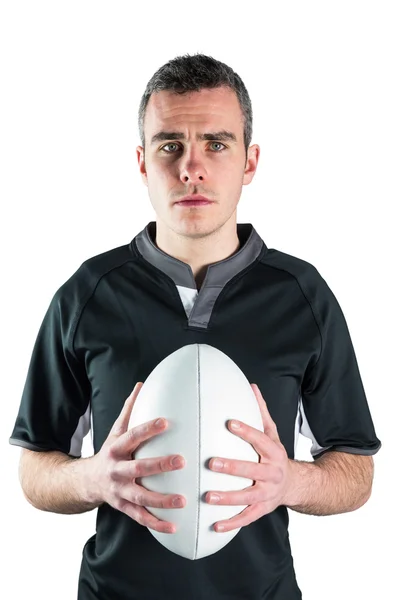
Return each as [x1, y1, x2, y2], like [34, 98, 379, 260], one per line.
[144, 87, 243, 136]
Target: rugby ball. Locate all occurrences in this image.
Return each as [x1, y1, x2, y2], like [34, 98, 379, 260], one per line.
[128, 344, 264, 560]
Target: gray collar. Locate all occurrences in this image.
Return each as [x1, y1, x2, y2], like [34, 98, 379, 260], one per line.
[134, 221, 266, 291]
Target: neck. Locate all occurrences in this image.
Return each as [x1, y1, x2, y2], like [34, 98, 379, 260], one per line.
[154, 216, 241, 290]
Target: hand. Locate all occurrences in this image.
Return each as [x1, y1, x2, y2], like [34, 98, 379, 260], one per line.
[89, 382, 186, 534]
[206, 384, 292, 533]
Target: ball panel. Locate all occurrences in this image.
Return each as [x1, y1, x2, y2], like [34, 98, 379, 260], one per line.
[128, 344, 264, 560]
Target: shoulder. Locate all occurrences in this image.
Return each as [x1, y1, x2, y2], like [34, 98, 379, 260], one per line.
[45, 242, 136, 346]
[259, 247, 345, 338]
[260, 246, 331, 301]
[55, 242, 134, 304]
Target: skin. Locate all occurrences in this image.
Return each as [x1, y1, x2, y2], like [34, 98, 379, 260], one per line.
[136, 87, 260, 289]
[133, 86, 373, 532]
[19, 86, 374, 537]
[20, 378, 373, 536]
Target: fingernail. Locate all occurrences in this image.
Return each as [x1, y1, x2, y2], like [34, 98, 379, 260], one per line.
[209, 494, 221, 503]
[172, 496, 183, 507]
[213, 459, 224, 470]
[155, 418, 165, 428]
[171, 456, 182, 468]
[230, 420, 241, 429]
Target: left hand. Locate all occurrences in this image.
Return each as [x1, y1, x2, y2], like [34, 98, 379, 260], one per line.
[206, 383, 292, 533]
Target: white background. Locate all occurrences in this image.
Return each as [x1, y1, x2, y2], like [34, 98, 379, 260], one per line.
[1, 1, 398, 598]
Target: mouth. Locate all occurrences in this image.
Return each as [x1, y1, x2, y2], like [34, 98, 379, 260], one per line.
[175, 195, 213, 207]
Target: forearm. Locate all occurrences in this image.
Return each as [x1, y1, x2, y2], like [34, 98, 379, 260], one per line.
[19, 449, 102, 514]
[283, 451, 374, 516]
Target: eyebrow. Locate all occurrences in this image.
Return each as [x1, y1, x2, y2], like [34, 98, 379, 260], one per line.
[150, 130, 237, 145]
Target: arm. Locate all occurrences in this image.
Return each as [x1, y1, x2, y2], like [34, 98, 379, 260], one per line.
[19, 449, 102, 514]
[17, 384, 189, 535]
[283, 451, 374, 516]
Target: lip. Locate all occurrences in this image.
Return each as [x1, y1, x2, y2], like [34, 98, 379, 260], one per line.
[175, 195, 213, 206]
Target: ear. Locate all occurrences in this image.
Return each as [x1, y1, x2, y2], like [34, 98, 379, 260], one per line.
[243, 144, 260, 186]
[136, 145, 148, 186]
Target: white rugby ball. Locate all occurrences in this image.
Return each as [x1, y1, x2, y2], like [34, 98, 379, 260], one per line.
[128, 343, 264, 560]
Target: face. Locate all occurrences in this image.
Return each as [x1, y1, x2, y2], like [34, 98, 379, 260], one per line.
[136, 86, 260, 240]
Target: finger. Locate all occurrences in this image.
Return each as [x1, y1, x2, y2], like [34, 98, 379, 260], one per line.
[119, 502, 177, 534]
[110, 382, 144, 437]
[227, 418, 278, 458]
[209, 457, 277, 482]
[125, 481, 186, 510]
[214, 502, 264, 533]
[206, 484, 259, 507]
[110, 416, 170, 459]
[251, 383, 281, 443]
[112, 453, 185, 480]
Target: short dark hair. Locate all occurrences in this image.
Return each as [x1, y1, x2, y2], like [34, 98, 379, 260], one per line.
[138, 53, 253, 158]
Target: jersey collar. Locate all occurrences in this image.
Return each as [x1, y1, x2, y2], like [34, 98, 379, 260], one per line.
[134, 221, 266, 290]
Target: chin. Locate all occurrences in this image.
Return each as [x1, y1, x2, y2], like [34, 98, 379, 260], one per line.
[175, 218, 223, 239]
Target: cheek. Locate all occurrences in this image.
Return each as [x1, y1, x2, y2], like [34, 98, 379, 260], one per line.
[221, 162, 246, 193]
[147, 163, 173, 194]
[220, 155, 245, 178]
[147, 154, 244, 192]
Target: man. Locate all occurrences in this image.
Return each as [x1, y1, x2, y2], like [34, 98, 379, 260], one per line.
[10, 53, 381, 599]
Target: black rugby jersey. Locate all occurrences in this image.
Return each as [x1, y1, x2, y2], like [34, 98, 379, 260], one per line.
[10, 221, 381, 600]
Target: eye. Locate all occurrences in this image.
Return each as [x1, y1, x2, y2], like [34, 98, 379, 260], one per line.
[161, 143, 180, 153]
[160, 142, 227, 153]
[209, 142, 226, 152]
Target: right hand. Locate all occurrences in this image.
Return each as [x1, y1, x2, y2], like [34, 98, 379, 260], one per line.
[90, 382, 186, 534]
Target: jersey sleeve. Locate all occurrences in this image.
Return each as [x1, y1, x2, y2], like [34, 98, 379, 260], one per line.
[299, 271, 382, 460]
[9, 287, 92, 458]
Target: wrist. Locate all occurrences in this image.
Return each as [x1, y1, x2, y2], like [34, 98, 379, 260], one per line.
[71, 455, 104, 508]
[282, 458, 310, 508]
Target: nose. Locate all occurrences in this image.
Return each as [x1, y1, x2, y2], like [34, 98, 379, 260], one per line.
[180, 171, 204, 184]
[179, 151, 206, 184]
[181, 172, 204, 183]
